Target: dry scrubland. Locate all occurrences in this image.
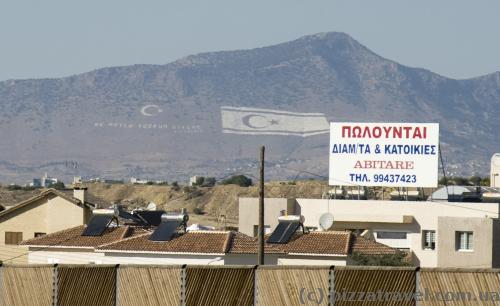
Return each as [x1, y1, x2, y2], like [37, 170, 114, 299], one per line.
[84, 181, 330, 227]
[0, 181, 430, 228]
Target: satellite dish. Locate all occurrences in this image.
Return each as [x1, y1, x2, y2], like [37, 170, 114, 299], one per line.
[146, 202, 157, 211]
[319, 213, 334, 231]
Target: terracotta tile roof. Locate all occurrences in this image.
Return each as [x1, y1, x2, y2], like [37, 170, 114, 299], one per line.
[20, 225, 147, 248]
[350, 234, 398, 255]
[227, 232, 286, 254]
[97, 231, 231, 254]
[284, 231, 351, 255]
[21, 225, 398, 257]
[230, 231, 398, 256]
[229, 231, 352, 255]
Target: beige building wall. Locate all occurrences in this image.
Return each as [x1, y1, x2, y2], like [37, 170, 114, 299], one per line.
[0, 245, 29, 264]
[0, 198, 50, 245]
[298, 199, 499, 267]
[239, 197, 500, 267]
[277, 256, 347, 266]
[46, 196, 86, 233]
[0, 196, 86, 244]
[99, 253, 225, 265]
[238, 198, 295, 236]
[437, 217, 496, 268]
[29, 250, 345, 266]
[224, 254, 279, 265]
[0, 194, 90, 263]
[28, 248, 104, 264]
[28, 249, 224, 265]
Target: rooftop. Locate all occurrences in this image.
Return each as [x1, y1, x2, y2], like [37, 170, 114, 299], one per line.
[98, 231, 232, 254]
[229, 231, 396, 256]
[22, 225, 397, 256]
[21, 225, 148, 248]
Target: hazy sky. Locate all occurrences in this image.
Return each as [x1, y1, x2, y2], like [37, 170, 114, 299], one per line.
[1, 1, 499, 81]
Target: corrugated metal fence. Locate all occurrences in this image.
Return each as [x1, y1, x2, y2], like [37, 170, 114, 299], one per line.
[1, 265, 500, 305]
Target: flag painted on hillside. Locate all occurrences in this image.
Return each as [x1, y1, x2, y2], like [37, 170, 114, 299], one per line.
[220, 106, 330, 137]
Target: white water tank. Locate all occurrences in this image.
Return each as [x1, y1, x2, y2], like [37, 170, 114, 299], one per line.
[491, 154, 500, 188]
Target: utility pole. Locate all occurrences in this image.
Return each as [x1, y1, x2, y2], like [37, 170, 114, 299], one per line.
[258, 146, 265, 265]
[438, 144, 449, 199]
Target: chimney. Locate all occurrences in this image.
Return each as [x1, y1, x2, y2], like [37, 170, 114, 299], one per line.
[73, 186, 88, 203]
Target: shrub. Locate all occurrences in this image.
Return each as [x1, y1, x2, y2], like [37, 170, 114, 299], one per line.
[193, 207, 204, 215]
[48, 182, 65, 190]
[221, 175, 252, 187]
[481, 178, 491, 186]
[202, 177, 216, 187]
[192, 177, 205, 187]
[349, 251, 411, 266]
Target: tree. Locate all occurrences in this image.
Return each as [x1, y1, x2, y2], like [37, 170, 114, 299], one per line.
[171, 181, 180, 191]
[481, 177, 491, 186]
[49, 181, 65, 190]
[469, 176, 482, 186]
[193, 207, 204, 215]
[7, 185, 22, 191]
[192, 176, 205, 187]
[349, 251, 411, 266]
[201, 177, 216, 187]
[221, 175, 252, 187]
[450, 176, 468, 186]
[438, 177, 448, 185]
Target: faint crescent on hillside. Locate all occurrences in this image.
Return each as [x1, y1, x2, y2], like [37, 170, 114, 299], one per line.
[242, 114, 269, 129]
[141, 105, 163, 116]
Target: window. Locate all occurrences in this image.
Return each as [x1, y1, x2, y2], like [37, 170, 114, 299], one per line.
[34, 232, 46, 238]
[5, 232, 23, 245]
[456, 231, 473, 251]
[376, 231, 407, 239]
[422, 230, 436, 250]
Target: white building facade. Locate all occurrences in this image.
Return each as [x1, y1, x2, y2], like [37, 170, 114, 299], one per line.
[239, 198, 500, 268]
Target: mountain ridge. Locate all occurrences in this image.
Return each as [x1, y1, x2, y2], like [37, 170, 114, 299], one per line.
[0, 32, 498, 183]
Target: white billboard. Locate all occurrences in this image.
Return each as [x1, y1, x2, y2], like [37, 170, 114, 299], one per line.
[329, 123, 439, 187]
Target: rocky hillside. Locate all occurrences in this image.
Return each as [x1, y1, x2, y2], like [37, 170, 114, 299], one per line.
[0, 32, 498, 182]
[84, 181, 329, 227]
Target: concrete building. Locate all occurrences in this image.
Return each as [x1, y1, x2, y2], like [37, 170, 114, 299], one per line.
[21, 224, 396, 266]
[189, 176, 215, 187]
[0, 188, 96, 263]
[130, 177, 150, 184]
[239, 197, 500, 268]
[41, 173, 58, 188]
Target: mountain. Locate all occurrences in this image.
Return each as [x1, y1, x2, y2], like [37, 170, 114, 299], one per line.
[0, 32, 498, 183]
